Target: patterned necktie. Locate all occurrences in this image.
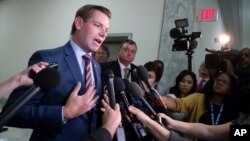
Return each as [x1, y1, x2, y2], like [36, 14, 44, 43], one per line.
[83, 54, 92, 88]
[197, 79, 206, 92]
[124, 68, 130, 79]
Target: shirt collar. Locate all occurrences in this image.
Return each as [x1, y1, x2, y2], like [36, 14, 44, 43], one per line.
[70, 39, 91, 58]
[118, 59, 131, 70]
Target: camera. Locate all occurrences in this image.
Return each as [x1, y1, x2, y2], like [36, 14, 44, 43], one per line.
[205, 48, 240, 69]
[170, 18, 202, 51]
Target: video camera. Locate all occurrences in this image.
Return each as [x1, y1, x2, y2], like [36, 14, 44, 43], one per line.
[205, 48, 240, 69]
[170, 18, 202, 51]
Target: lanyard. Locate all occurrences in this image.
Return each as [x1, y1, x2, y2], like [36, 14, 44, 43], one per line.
[210, 101, 224, 125]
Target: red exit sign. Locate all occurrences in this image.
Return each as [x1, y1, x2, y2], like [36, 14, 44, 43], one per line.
[197, 8, 218, 22]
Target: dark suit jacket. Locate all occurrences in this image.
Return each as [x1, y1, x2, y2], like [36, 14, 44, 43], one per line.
[102, 60, 139, 83]
[101, 60, 139, 109]
[2, 41, 102, 141]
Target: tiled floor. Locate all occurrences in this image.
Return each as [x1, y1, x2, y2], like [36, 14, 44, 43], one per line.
[0, 127, 32, 141]
[0, 99, 32, 141]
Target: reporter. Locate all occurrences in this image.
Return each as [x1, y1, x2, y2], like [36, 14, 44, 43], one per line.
[158, 113, 229, 141]
[129, 105, 250, 141]
[0, 62, 48, 98]
[128, 106, 188, 141]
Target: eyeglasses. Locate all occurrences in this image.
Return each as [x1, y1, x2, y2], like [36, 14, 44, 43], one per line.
[96, 52, 107, 56]
[214, 78, 230, 85]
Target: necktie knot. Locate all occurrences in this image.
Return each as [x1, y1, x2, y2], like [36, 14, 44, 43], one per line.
[83, 54, 91, 62]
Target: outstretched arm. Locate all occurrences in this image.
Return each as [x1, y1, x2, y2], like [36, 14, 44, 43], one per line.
[128, 106, 171, 141]
[0, 62, 48, 98]
[159, 113, 230, 140]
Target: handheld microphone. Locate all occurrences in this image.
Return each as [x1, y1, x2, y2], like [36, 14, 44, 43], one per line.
[0, 67, 60, 128]
[114, 78, 147, 140]
[128, 82, 164, 126]
[136, 66, 168, 113]
[104, 70, 126, 141]
[128, 82, 158, 119]
[114, 77, 134, 121]
[104, 69, 116, 109]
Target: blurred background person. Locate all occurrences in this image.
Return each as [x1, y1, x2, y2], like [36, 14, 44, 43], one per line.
[93, 44, 110, 64]
[161, 71, 239, 140]
[196, 62, 210, 92]
[166, 69, 197, 121]
[234, 47, 250, 114]
[144, 61, 165, 95]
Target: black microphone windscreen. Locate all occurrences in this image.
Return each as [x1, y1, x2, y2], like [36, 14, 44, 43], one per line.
[34, 67, 60, 91]
[114, 77, 126, 93]
[104, 69, 114, 79]
[127, 82, 143, 99]
[136, 66, 148, 82]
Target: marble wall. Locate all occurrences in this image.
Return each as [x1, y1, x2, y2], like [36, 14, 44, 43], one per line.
[158, 0, 196, 93]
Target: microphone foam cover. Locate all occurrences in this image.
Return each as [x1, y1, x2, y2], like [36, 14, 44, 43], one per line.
[104, 69, 114, 79]
[114, 77, 126, 93]
[34, 67, 60, 91]
[136, 66, 148, 82]
[128, 82, 143, 99]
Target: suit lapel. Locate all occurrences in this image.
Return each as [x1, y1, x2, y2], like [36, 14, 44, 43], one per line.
[91, 59, 101, 92]
[63, 42, 84, 85]
[114, 60, 122, 78]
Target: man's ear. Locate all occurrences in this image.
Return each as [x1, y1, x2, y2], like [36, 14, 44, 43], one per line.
[74, 16, 82, 30]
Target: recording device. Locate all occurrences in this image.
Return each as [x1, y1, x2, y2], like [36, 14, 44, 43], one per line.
[114, 77, 134, 120]
[136, 66, 168, 114]
[170, 18, 202, 51]
[104, 69, 116, 108]
[205, 48, 240, 69]
[0, 67, 60, 129]
[29, 62, 58, 79]
[128, 82, 163, 126]
[104, 70, 126, 141]
[170, 18, 201, 71]
[114, 77, 147, 140]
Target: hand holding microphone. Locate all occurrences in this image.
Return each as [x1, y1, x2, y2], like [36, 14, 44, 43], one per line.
[135, 66, 168, 114]
[0, 65, 60, 128]
[127, 82, 163, 126]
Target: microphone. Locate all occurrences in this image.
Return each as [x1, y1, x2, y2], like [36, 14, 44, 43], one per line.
[128, 82, 164, 126]
[114, 77, 134, 121]
[114, 78, 147, 140]
[0, 67, 60, 128]
[128, 82, 158, 119]
[104, 69, 116, 109]
[104, 70, 126, 141]
[136, 66, 168, 113]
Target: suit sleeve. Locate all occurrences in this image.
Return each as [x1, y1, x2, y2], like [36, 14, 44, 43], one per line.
[1, 51, 63, 131]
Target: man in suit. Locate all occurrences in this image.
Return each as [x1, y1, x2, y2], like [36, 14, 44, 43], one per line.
[196, 62, 209, 92]
[102, 39, 141, 140]
[2, 5, 111, 141]
[102, 39, 139, 83]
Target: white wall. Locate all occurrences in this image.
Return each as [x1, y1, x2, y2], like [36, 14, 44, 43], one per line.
[242, 0, 250, 48]
[0, 0, 165, 81]
[192, 0, 224, 73]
